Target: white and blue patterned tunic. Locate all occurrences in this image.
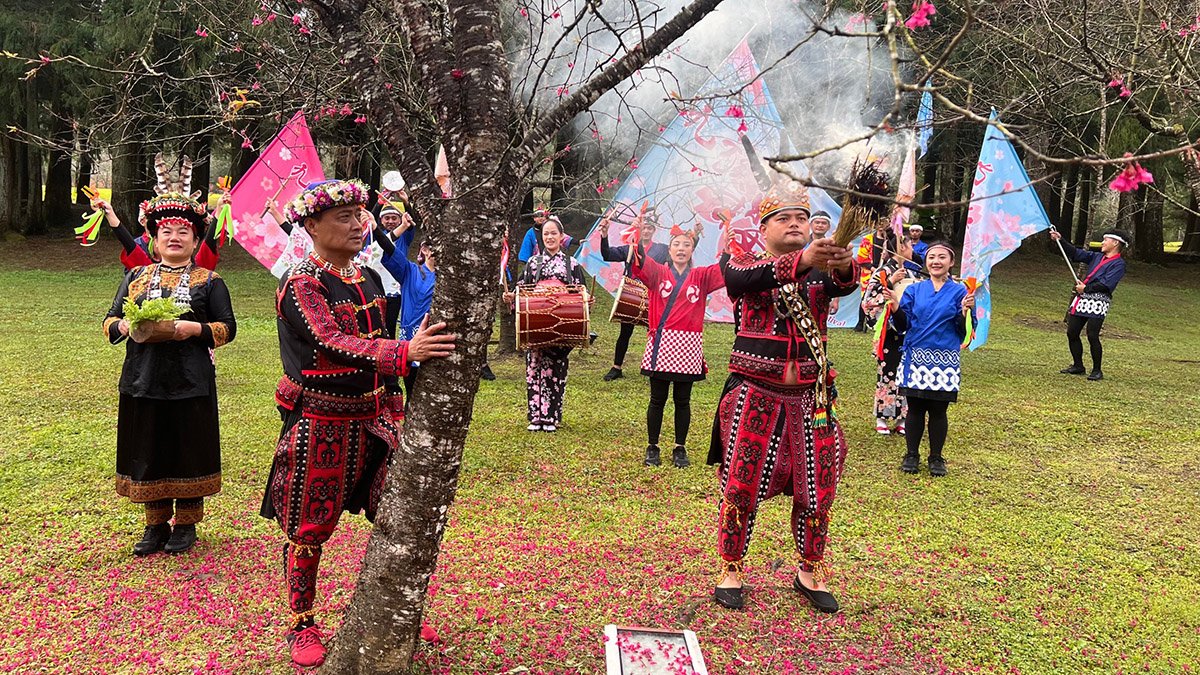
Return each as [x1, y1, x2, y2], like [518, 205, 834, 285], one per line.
[893, 278, 972, 402]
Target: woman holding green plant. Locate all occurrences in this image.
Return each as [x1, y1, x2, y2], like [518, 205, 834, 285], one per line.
[102, 161, 237, 557]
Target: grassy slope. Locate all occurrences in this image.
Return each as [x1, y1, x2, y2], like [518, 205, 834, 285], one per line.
[0, 239, 1196, 674]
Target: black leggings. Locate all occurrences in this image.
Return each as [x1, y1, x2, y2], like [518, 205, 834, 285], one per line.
[647, 378, 693, 447]
[613, 321, 636, 367]
[1066, 314, 1104, 371]
[905, 396, 950, 460]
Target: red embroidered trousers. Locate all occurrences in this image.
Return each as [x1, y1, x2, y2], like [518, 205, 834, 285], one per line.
[269, 413, 398, 624]
[714, 376, 848, 575]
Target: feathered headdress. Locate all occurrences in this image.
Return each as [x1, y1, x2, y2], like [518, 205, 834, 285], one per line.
[140, 152, 208, 237]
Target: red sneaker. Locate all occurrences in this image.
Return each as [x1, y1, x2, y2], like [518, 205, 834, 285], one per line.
[287, 625, 327, 668]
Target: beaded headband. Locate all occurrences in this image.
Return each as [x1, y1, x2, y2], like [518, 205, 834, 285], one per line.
[758, 180, 811, 223]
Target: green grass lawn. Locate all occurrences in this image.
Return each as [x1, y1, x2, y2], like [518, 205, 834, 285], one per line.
[0, 238, 1197, 674]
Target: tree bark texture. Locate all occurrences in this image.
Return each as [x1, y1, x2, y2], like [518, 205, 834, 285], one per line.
[1181, 151, 1200, 255]
[75, 127, 93, 207]
[1059, 165, 1078, 242]
[1074, 168, 1094, 247]
[1182, 194, 1200, 256]
[22, 76, 45, 235]
[110, 139, 153, 233]
[0, 136, 17, 234]
[184, 130, 213, 203]
[43, 112, 74, 231]
[1133, 185, 1163, 262]
[309, 0, 728, 671]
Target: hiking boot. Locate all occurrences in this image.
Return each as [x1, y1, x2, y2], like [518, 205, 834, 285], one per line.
[480, 364, 496, 381]
[1060, 365, 1086, 375]
[132, 524, 171, 557]
[164, 524, 197, 554]
[287, 625, 327, 668]
[602, 367, 624, 382]
[900, 453, 920, 474]
[672, 446, 691, 468]
[644, 444, 661, 467]
[928, 456, 947, 477]
[1087, 370, 1104, 381]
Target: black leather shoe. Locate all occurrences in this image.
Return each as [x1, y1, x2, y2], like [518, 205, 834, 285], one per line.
[900, 453, 919, 474]
[672, 446, 690, 468]
[602, 367, 624, 382]
[164, 524, 197, 554]
[1087, 370, 1104, 381]
[480, 365, 496, 381]
[1060, 365, 1086, 375]
[644, 445, 661, 467]
[928, 456, 947, 477]
[793, 575, 839, 614]
[713, 586, 744, 610]
[133, 524, 171, 556]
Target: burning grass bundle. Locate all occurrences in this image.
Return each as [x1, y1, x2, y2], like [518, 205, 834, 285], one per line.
[832, 159, 892, 249]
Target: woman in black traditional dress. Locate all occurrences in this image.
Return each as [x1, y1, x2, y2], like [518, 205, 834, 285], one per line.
[102, 160, 236, 556]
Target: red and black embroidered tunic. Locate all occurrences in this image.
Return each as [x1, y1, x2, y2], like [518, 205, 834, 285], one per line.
[275, 254, 409, 420]
[722, 250, 859, 386]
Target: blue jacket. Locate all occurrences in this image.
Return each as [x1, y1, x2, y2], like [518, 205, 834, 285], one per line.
[380, 229, 436, 341]
[1063, 242, 1126, 296]
[907, 240, 929, 272]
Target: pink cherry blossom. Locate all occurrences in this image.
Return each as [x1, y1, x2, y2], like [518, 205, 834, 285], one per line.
[1109, 155, 1153, 192]
[905, 0, 936, 29]
[195, 26, 209, 37]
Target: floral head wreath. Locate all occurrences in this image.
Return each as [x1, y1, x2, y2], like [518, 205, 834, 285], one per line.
[140, 152, 208, 237]
[285, 179, 371, 223]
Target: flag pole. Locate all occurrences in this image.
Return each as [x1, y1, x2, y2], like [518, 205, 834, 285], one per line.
[1049, 226, 1082, 285]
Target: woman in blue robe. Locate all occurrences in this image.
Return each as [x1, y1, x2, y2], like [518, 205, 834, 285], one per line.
[886, 242, 976, 477]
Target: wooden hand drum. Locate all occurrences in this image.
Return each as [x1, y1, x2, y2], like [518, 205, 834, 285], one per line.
[608, 276, 649, 327]
[516, 283, 591, 350]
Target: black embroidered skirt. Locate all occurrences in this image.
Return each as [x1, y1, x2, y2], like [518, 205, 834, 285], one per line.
[115, 392, 222, 503]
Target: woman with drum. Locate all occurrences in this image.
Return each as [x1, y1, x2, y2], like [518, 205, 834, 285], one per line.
[505, 216, 587, 432]
[598, 208, 669, 382]
[630, 223, 726, 468]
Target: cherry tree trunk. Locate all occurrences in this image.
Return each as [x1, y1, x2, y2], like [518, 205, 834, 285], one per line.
[320, 170, 516, 675]
[1181, 151, 1200, 255]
